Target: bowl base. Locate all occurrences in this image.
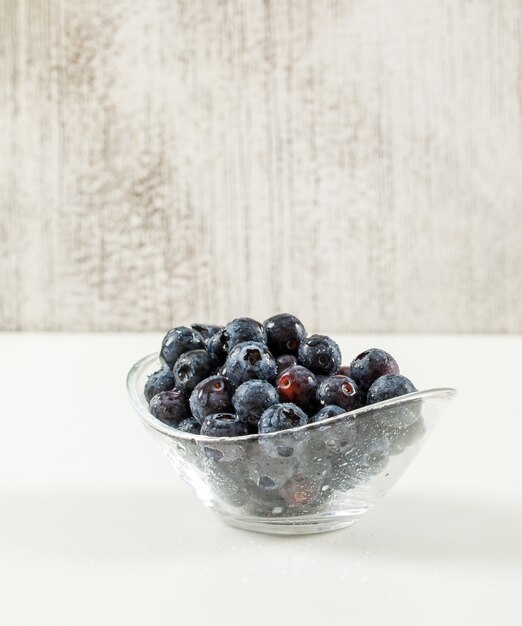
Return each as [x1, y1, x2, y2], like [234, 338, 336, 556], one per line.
[218, 512, 363, 535]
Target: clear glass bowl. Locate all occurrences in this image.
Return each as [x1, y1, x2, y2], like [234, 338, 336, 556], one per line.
[127, 353, 456, 535]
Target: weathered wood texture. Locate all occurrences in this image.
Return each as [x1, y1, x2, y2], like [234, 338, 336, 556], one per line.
[1, 0, 521, 332]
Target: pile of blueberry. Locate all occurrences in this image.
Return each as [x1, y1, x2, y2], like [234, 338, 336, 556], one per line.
[144, 313, 417, 437]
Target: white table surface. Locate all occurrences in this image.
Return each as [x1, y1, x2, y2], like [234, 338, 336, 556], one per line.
[1, 333, 520, 626]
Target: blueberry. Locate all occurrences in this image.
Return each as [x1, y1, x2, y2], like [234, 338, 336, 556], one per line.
[225, 341, 277, 386]
[144, 367, 174, 402]
[385, 417, 426, 455]
[247, 448, 298, 490]
[343, 418, 390, 479]
[191, 323, 221, 341]
[206, 328, 228, 365]
[149, 389, 189, 426]
[200, 413, 249, 437]
[223, 317, 267, 351]
[189, 375, 234, 424]
[328, 424, 364, 491]
[279, 450, 331, 507]
[258, 403, 309, 433]
[173, 349, 213, 393]
[276, 365, 318, 413]
[367, 374, 416, 404]
[279, 470, 322, 507]
[311, 404, 346, 422]
[276, 354, 298, 374]
[160, 326, 205, 368]
[312, 412, 358, 454]
[216, 363, 228, 377]
[258, 403, 309, 458]
[297, 335, 341, 375]
[338, 365, 351, 377]
[317, 375, 362, 411]
[349, 348, 399, 392]
[367, 374, 419, 429]
[232, 380, 279, 426]
[242, 481, 289, 517]
[315, 374, 328, 386]
[177, 417, 201, 434]
[264, 313, 307, 356]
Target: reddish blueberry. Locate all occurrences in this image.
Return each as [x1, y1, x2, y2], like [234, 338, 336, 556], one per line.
[276, 365, 318, 413]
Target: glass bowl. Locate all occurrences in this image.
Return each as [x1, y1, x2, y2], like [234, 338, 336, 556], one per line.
[127, 353, 456, 535]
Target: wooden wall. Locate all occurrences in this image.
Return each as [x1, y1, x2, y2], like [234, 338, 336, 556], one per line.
[1, 0, 521, 332]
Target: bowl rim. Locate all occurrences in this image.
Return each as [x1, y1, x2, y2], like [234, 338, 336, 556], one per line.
[127, 352, 457, 443]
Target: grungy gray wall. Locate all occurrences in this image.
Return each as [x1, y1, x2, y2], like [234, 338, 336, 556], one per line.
[1, 0, 521, 333]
